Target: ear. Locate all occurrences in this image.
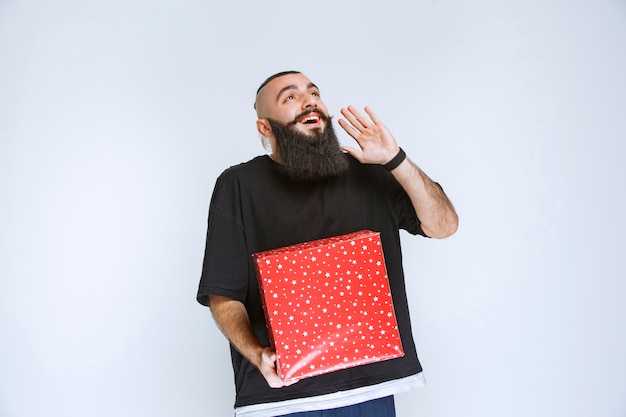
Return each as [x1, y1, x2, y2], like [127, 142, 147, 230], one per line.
[256, 118, 273, 138]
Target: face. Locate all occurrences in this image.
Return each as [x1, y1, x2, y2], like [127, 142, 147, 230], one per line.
[254, 72, 348, 181]
[255, 73, 330, 138]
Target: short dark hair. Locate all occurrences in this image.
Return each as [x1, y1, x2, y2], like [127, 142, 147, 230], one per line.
[254, 70, 301, 109]
[256, 70, 301, 95]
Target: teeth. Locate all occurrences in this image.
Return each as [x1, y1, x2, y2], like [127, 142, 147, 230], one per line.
[298, 112, 322, 124]
[302, 115, 319, 124]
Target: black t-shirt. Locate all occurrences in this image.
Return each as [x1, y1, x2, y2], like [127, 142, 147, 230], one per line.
[197, 154, 426, 408]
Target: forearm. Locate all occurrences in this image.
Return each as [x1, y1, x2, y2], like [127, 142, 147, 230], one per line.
[390, 156, 458, 239]
[209, 295, 264, 368]
[208, 294, 294, 388]
[337, 106, 458, 238]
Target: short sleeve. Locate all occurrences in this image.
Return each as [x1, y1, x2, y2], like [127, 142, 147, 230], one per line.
[196, 174, 250, 306]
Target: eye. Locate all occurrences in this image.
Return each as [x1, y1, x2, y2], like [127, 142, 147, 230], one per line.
[284, 94, 295, 102]
[311, 91, 320, 97]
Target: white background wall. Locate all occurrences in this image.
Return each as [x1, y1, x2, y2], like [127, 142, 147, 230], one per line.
[1, 0, 625, 416]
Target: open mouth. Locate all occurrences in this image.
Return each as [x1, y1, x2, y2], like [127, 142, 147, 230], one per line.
[298, 112, 322, 126]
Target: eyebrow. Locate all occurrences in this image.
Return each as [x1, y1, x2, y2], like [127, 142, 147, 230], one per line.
[276, 82, 319, 102]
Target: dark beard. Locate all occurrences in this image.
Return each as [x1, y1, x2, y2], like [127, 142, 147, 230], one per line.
[268, 113, 349, 182]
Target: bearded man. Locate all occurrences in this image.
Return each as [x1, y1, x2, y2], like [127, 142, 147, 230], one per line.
[197, 71, 458, 417]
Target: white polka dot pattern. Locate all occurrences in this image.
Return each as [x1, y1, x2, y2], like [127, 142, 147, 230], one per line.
[253, 230, 404, 382]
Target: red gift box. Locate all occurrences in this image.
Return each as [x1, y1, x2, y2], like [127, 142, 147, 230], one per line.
[253, 230, 404, 382]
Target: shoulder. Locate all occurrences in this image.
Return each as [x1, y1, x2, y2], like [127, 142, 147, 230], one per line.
[221, 155, 272, 176]
[210, 155, 283, 206]
[215, 155, 274, 184]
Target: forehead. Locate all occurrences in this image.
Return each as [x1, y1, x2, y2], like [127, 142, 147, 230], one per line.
[261, 73, 317, 98]
[255, 72, 320, 116]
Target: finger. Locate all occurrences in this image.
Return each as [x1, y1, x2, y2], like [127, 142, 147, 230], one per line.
[337, 118, 361, 140]
[363, 106, 381, 125]
[349, 105, 380, 131]
[341, 106, 368, 131]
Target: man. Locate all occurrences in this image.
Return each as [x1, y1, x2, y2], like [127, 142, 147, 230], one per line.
[197, 71, 458, 417]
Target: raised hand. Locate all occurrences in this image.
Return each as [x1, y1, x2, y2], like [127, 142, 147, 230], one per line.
[338, 105, 400, 165]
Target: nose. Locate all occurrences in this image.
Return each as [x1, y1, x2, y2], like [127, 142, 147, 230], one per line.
[302, 94, 318, 110]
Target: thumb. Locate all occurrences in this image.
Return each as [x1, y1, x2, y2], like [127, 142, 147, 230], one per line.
[341, 146, 362, 160]
[261, 348, 277, 367]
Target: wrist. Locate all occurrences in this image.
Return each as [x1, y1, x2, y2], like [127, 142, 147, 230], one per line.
[383, 148, 406, 171]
